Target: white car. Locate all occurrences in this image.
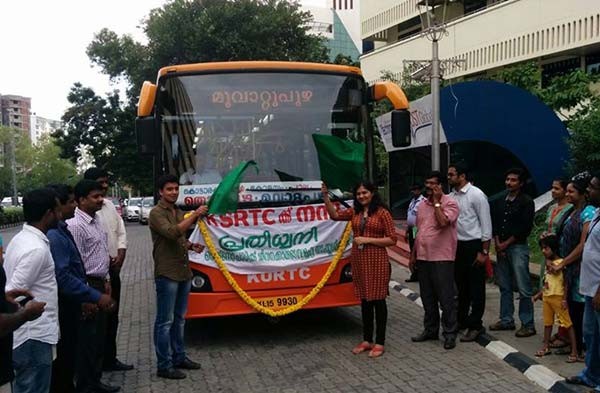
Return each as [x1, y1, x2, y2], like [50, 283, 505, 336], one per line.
[125, 197, 143, 221]
[139, 197, 155, 225]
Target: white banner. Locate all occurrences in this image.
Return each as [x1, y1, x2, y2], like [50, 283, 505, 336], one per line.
[375, 93, 447, 152]
[188, 203, 352, 274]
[177, 181, 323, 207]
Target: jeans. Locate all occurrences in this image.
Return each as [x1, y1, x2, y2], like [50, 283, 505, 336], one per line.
[495, 243, 534, 328]
[578, 296, 600, 388]
[455, 240, 486, 330]
[154, 276, 191, 371]
[12, 339, 53, 393]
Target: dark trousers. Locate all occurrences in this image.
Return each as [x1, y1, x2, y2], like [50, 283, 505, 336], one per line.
[455, 240, 486, 330]
[75, 278, 107, 393]
[407, 229, 418, 280]
[103, 267, 121, 365]
[50, 296, 81, 393]
[361, 299, 388, 345]
[418, 261, 457, 338]
[568, 298, 585, 354]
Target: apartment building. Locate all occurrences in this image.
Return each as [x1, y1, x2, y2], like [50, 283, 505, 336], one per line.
[30, 114, 62, 145]
[0, 94, 31, 133]
[360, 0, 600, 83]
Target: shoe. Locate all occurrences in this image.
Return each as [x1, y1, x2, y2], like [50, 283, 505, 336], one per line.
[103, 359, 134, 371]
[515, 326, 536, 338]
[411, 331, 438, 342]
[565, 376, 595, 388]
[460, 328, 484, 342]
[488, 321, 516, 331]
[92, 382, 121, 393]
[444, 337, 456, 350]
[157, 368, 186, 380]
[174, 357, 201, 370]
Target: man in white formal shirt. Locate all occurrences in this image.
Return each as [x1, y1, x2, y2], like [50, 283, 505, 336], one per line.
[448, 163, 492, 342]
[83, 168, 132, 373]
[4, 188, 61, 393]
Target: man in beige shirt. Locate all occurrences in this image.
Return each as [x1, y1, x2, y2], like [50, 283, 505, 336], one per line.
[149, 174, 207, 380]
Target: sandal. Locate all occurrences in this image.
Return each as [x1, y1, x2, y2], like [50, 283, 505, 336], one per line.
[566, 355, 579, 363]
[535, 347, 552, 357]
[351, 341, 373, 355]
[368, 344, 385, 358]
[554, 347, 572, 355]
[549, 337, 569, 348]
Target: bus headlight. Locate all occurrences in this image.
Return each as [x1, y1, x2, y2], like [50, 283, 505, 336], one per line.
[190, 272, 212, 292]
[340, 264, 352, 283]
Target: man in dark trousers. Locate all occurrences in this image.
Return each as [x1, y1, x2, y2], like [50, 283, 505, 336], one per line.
[448, 164, 492, 342]
[410, 171, 460, 350]
[489, 168, 536, 338]
[67, 180, 120, 393]
[47, 184, 114, 393]
[149, 174, 206, 380]
[83, 168, 132, 372]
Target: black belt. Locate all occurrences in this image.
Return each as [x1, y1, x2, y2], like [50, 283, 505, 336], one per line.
[86, 276, 107, 291]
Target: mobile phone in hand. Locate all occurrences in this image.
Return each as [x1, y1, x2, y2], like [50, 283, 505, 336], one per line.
[15, 295, 34, 307]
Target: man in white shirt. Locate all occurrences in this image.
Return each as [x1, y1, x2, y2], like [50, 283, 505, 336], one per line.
[4, 188, 61, 393]
[448, 163, 492, 342]
[405, 184, 425, 282]
[83, 168, 132, 372]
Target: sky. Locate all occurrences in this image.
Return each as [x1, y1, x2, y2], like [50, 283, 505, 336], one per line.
[0, 0, 328, 121]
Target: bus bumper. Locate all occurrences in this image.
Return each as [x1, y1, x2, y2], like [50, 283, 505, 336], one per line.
[185, 282, 360, 319]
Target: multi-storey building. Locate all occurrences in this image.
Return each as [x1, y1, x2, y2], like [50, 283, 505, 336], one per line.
[304, 0, 363, 61]
[360, 0, 600, 83]
[0, 94, 31, 133]
[29, 114, 62, 145]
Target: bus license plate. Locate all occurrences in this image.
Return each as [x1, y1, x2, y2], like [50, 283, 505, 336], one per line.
[255, 295, 302, 309]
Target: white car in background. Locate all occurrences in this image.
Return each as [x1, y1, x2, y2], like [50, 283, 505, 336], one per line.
[125, 197, 143, 221]
[139, 197, 155, 225]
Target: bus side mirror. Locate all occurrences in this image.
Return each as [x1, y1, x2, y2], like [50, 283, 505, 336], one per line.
[136, 117, 156, 155]
[391, 110, 411, 148]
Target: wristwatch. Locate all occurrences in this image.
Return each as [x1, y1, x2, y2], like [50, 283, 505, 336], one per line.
[434, 203, 441, 208]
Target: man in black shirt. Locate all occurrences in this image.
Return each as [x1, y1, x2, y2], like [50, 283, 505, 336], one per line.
[489, 168, 536, 337]
[0, 265, 45, 391]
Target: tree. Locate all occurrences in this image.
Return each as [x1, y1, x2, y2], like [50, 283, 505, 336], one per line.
[0, 126, 30, 199]
[86, 0, 329, 100]
[17, 135, 78, 193]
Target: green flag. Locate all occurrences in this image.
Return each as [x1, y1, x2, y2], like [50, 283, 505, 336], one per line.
[312, 134, 365, 192]
[208, 160, 258, 214]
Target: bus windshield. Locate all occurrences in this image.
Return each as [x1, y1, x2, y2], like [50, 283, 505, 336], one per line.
[157, 72, 367, 205]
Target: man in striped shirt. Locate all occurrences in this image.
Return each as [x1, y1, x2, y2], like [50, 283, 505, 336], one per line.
[67, 180, 119, 393]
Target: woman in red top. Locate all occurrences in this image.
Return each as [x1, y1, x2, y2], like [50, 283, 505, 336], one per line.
[322, 181, 397, 358]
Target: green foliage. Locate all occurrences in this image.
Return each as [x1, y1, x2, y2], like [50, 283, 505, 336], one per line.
[17, 135, 78, 194]
[567, 99, 600, 175]
[87, 0, 330, 101]
[0, 207, 24, 226]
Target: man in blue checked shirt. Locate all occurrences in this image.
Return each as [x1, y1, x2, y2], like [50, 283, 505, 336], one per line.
[46, 184, 114, 393]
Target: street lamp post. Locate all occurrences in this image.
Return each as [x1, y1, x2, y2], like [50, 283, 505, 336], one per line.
[403, 0, 465, 172]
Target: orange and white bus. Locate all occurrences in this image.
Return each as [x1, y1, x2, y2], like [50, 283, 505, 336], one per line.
[136, 61, 410, 318]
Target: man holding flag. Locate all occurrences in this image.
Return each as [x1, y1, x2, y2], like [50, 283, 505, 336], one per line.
[148, 174, 207, 380]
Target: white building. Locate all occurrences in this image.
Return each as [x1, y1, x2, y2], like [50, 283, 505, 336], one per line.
[360, 0, 600, 83]
[303, 0, 363, 61]
[29, 114, 62, 145]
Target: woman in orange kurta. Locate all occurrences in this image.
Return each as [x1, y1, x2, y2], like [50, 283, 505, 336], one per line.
[322, 182, 397, 358]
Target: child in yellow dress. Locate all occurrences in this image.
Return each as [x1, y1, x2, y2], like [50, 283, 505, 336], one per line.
[532, 234, 579, 362]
